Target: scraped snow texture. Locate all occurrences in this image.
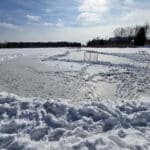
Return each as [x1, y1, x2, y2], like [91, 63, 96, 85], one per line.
[0, 93, 150, 150]
[0, 48, 150, 101]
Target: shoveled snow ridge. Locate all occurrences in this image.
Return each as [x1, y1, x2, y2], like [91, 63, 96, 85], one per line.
[0, 93, 150, 150]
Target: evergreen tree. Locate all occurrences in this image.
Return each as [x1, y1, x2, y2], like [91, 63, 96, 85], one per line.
[134, 27, 146, 46]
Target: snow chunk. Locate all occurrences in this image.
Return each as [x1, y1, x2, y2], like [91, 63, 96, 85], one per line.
[30, 127, 48, 141]
[0, 93, 149, 150]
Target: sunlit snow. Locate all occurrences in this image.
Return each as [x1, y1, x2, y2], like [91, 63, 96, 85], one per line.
[0, 47, 149, 150]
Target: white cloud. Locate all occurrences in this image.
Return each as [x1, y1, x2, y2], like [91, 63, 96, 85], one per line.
[26, 15, 41, 22]
[43, 22, 54, 27]
[125, 0, 134, 4]
[78, 0, 107, 12]
[26, 15, 64, 28]
[55, 19, 64, 28]
[43, 19, 64, 28]
[121, 9, 150, 25]
[77, 12, 100, 25]
[0, 22, 22, 30]
[77, 0, 150, 27]
[77, 0, 108, 25]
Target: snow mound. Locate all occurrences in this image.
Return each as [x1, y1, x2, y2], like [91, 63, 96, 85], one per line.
[0, 93, 150, 150]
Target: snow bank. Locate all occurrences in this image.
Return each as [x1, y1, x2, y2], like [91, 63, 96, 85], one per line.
[0, 93, 149, 150]
[0, 54, 20, 64]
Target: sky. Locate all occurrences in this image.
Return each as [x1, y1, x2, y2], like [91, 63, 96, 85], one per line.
[0, 0, 150, 43]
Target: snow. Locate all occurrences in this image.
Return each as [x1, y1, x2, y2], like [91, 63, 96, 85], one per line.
[0, 47, 150, 149]
[0, 93, 149, 150]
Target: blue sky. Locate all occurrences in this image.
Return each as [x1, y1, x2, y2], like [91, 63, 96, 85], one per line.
[0, 0, 150, 43]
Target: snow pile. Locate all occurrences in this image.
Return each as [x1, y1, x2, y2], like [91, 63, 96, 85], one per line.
[0, 54, 21, 64]
[0, 93, 150, 150]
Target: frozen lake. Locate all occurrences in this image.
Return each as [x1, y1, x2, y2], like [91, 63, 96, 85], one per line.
[0, 47, 150, 150]
[0, 47, 149, 102]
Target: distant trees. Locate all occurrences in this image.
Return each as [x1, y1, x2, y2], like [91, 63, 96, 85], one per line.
[134, 27, 146, 46]
[134, 23, 150, 46]
[87, 37, 105, 47]
[114, 23, 150, 46]
[86, 22, 150, 47]
[0, 42, 81, 48]
[114, 27, 135, 39]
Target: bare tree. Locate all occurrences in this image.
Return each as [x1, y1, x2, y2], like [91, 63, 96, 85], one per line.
[114, 26, 135, 38]
[114, 23, 150, 39]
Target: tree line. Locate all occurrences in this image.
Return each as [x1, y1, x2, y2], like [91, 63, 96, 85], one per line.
[87, 23, 150, 47]
[0, 23, 149, 48]
[0, 41, 81, 48]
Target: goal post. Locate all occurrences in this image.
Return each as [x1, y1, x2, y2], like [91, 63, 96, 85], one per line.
[84, 50, 99, 62]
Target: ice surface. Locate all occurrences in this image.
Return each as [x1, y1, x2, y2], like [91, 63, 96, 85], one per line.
[0, 47, 149, 101]
[0, 47, 150, 101]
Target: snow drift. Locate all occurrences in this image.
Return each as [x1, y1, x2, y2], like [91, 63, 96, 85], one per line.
[0, 93, 149, 150]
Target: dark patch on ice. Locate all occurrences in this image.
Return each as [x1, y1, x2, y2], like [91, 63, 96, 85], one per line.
[118, 130, 126, 138]
[44, 114, 64, 128]
[48, 128, 65, 141]
[20, 102, 30, 110]
[30, 127, 48, 141]
[0, 121, 19, 134]
[7, 141, 25, 150]
[43, 101, 67, 117]
[103, 118, 118, 132]
[67, 107, 81, 122]
[0, 136, 15, 149]
[118, 102, 148, 114]
[0, 105, 18, 118]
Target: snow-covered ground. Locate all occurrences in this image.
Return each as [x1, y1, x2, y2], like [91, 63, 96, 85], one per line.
[0, 47, 150, 150]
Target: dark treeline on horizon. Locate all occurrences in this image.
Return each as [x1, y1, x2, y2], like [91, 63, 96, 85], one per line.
[87, 23, 150, 47]
[0, 41, 81, 48]
[1, 23, 150, 49]
[86, 38, 150, 47]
